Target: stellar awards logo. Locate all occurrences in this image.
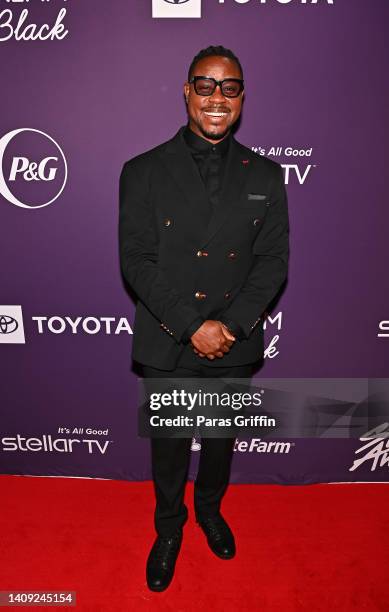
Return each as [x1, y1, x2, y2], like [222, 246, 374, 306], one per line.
[349, 424, 389, 473]
[0, 128, 67, 209]
[152, 0, 201, 18]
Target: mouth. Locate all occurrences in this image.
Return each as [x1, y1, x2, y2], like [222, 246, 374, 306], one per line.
[203, 110, 229, 118]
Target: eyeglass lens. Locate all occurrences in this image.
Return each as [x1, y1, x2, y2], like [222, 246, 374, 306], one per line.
[194, 78, 242, 97]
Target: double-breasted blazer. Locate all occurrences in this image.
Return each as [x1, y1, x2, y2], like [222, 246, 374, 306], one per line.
[119, 125, 289, 370]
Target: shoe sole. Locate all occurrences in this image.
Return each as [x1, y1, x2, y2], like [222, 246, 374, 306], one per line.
[209, 548, 236, 560]
[147, 581, 173, 593]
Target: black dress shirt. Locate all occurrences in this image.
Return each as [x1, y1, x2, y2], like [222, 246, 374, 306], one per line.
[181, 125, 244, 343]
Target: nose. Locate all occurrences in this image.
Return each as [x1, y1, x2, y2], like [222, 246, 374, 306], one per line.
[208, 83, 226, 104]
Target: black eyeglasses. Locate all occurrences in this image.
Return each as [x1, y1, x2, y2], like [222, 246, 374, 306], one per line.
[189, 76, 244, 98]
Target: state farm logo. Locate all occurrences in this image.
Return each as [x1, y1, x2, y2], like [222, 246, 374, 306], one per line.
[0, 306, 25, 344]
[0, 128, 67, 209]
[152, 0, 201, 18]
[191, 437, 292, 453]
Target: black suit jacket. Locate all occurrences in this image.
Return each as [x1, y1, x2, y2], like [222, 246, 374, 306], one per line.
[119, 126, 289, 370]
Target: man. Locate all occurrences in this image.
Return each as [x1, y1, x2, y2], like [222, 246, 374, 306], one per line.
[119, 45, 289, 592]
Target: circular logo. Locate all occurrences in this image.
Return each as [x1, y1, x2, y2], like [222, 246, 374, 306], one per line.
[0, 128, 68, 210]
[0, 315, 18, 334]
[164, 0, 190, 4]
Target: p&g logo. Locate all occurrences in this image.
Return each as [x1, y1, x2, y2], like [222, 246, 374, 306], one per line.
[0, 128, 67, 209]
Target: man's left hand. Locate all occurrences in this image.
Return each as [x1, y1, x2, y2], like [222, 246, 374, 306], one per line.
[192, 322, 236, 360]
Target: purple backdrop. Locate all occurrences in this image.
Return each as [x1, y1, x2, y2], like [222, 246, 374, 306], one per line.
[1, 0, 388, 483]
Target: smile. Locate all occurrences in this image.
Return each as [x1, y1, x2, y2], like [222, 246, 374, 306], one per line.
[204, 111, 228, 117]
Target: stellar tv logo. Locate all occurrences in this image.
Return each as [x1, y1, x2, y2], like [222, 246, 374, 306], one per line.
[1, 434, 112, 455]
[152, 0, 201, 18]
[0, 128, 67, 209]
[0, 306, 25, 344]
[252, 145, 316, 185]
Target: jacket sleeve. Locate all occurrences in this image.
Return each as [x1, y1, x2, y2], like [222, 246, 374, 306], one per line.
[220, 163, 289, 339]
[119, 160, 202, 343]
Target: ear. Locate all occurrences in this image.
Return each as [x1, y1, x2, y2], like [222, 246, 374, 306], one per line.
[183, 82, 190, 102]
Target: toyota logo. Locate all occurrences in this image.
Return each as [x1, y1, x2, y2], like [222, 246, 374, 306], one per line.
[164, 0, 190, 4]
[0, 315, 18, 334]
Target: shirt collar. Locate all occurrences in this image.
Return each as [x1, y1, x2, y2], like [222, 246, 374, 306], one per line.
[183, 124, 230, 157]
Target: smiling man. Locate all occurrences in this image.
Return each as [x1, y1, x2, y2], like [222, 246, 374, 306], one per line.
[119, 45, 289, 592]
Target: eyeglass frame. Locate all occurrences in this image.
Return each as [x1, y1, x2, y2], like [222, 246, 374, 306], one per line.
[188, 75, 245, 98]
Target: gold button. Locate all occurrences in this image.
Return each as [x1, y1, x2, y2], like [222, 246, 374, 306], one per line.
[224, 292, 231, 300]
[228, 252, 237, 259]
[164, 218, 171, 227]
[195, 291, 207, 300]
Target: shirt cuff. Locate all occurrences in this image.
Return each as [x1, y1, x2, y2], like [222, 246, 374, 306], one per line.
[181, 317, 204, 344]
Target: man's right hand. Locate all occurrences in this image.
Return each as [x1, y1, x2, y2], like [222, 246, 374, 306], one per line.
[190, 320, 235, 360]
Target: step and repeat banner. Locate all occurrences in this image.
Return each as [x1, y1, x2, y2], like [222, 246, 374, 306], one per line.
[1, 0, 388, 483]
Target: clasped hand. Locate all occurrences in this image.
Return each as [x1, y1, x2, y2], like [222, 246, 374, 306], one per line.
[190, 320, 235, 361]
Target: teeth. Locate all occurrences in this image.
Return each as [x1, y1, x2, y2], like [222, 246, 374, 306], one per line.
[204, 112, 227, 117]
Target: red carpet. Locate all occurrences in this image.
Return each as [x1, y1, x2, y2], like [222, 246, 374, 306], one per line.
[0, 476, 388, 611]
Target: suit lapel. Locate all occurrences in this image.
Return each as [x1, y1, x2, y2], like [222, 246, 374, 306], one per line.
[158, 127, 250, 246]
[199, 136, 248, 248]
[158, 126, 211, 222]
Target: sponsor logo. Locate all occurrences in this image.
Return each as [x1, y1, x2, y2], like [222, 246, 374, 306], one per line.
[1, 434, 112, 455]
[0, 128, 67, 209]
[191, 437, 293, 453]
[152, 0, 201, 18]
[349, 423, 389, 472]
[0, 315, 18, 334]
[32, 316, 133, 335]
[0, 306, 25, 344]
[0, 307, 133, 343]
[219, 0, 334, 5]
[252, 146, 316, 185]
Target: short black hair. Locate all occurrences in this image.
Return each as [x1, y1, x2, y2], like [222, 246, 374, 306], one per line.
[188, 45, 243, 81]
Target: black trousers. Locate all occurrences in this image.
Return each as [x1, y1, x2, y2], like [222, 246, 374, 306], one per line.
[142, 358, 255, 537]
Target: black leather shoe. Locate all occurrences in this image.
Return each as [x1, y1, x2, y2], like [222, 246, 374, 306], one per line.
[197, 513, 236, 559]
[146, 528, 183, 592]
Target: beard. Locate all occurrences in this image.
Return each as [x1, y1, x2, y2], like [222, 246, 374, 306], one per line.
[195, 116, 231, 140]
[198, 123, 230, 142]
